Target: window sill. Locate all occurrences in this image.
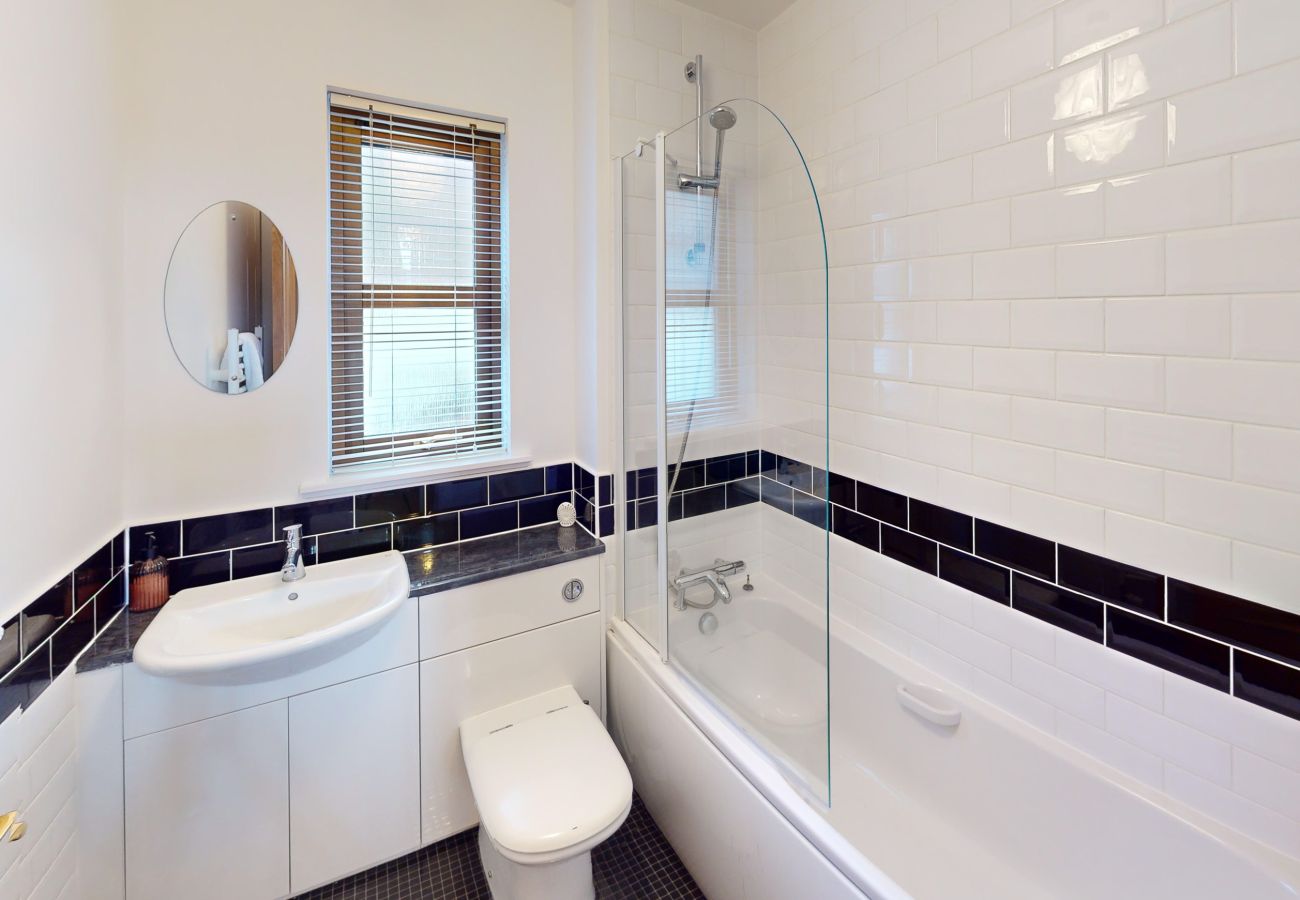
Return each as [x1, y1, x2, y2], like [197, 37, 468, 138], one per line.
[299, 453, 532, 499]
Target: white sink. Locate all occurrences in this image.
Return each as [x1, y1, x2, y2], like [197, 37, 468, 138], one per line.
[133, 550, 410, 678]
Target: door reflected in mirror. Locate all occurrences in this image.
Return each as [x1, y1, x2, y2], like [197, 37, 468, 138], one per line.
[164, 201, 298, 394]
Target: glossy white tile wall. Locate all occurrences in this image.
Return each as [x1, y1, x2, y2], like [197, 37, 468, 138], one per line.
[759, 0, 1300, 618]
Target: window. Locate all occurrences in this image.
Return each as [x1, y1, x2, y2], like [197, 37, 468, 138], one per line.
[329, 93, 506, 471]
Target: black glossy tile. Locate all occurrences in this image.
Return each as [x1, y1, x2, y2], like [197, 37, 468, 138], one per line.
[75, 540, 114, 606]
[599, 475, 612, 506]
[21, 576, 72, 657]
[575, 495, 597, 533]
[636, 498, 658, 529]
[111, 531, 126, 570]
[832, 506, 879, 551]
[575, 466, 596, 503]
[1107, 607, 1230, 691]
[760, 450, 777, 477]
[428, 476, 489, 514]
[51, 604, 98, 677]
[599, 505, 614, 536]
[1059, 546, 1163, 617]
[488, 468, 545, 504]
[1168, 579, 1300, 669]
[1012, 573, 1105, 643]
[939, 547, 1009, 603]
[636, 467, 657, 501]
[760, 478, 794, 515]
[666, 493, 684, 523]
[882, 524, 938, 574]
[129, 521, 180, 562]
[857, 482, 908, 528]
[827, 472, 856, 507]
[1234, 652, 1300, 722]
[773, 456, 824, 496]
[974, 520, 1055, 581]
[669, 459, 706, 492]
[231, 542, 289, 579]
[274, 498, 353, 536]
[170, 551, 231, 592]
[706, 452, 748, 484]
[460, 503, 518, 540]
[625, 500, 637, 532]
[682, 485, 726, 518]
[792, 490, 828, 528]
[746, 450, 760, 477]
[394, 515, 459, 552]
[355, 487, 424, 526]
[726, 477, 760, 508]
[1, 612, 20, 677]
[316, 525, 391, 563]
[183, 508, 274, 555]
[0, 647, 50, 719]
[545, 463, 573, 494]
[910, 500, 973, 551]
[519, 493, 569, 529]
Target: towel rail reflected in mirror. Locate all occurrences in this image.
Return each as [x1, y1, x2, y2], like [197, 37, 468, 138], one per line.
[163, 200, 299, 394]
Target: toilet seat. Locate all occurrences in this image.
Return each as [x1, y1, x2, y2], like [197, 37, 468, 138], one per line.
[461, 685, 633, 865]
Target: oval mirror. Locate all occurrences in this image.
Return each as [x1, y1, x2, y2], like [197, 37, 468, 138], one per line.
[164, 201, 298, 394]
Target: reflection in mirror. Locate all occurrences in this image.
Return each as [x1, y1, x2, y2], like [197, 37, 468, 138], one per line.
[164, 201, 298, 393]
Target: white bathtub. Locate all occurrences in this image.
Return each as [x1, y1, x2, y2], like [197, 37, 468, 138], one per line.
[607, 590, 1300, 900]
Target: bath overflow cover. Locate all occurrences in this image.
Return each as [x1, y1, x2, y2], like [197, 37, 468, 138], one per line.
[562, 579, 584, 602]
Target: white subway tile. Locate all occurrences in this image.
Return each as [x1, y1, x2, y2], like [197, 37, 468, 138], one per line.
[1106, 5, 1232, 111]
[1233, 749, 1300, 823]
[1164, 765, 1300, 858]
[1233, 141, 1300, 225]
[1013, 0, 1064, 23]
[907, 156, 974, 213]
[1167, 221, 1300, 295]
[854, 0, 909, 53]
[877, 300, 939, 341]
[939, 92, 1011, 159]
[967, 666, 1060, 730]
[878, 588, 941, 641]
[1054, 628, 1164, 710]
[910, 342, 975, 386]
[937, 616, 1014, 679]
[973, 347, 1057, 397]
[973, 11, 1055, 96]
[936, 386, 1013, 436]
[1105, 409, 1232, 478]
[1235, 424, 1300, 494]
[974, 434, 1056, 489]
[832, 50, 883, 110]
[909, 254, 974, 299]
[610, 34, 660, 84]
[1105, 694, 1232, 784]
[855, 83, 910, 141]
[1164, 0, 1220, 22]
[1057, 352, 1164, 410]
[1163, 672, 1300, 772]
[937, 199, 1012, 254]
[973, 601, 1056, 661]
[973, 245, 1056, 297]
[880, 213, 938, 260]
[908, 421, 975, 470]
[1011, 183, 1105, 246]
[973, 134, 1056, 199]
[1058, 236, 1164, 297]
[1055, 711, 1165, 786]
[937, 468, 1014, 519]
[1055, 0, 1163, 65]
[937, 299, 1011, 345]
[908, 53, 973, 121]
[881, 119, 938, 175]
[938, 0, 1012, 59]
[1105, 158, 1232, 237]
[1009, 298, 1105, 351]
[1011, 396, 1105, 454]
[1055, 105, 1167, 186]
[1167, 358, 1300, 428]
[856, 174, 910, 222]
[1234, 0, 1300, 74]
[1013, 650, 1107, 724]
[881, 18, 939, 86]
[1010, 57, 1104, 140]
[870, 260, 910, 300]
[1166, 472, 1300, 555]
[1010, 487, 1106, 551]
[1104, 510, 1233, 586]
[1167, 59, 1300, 164]
[1056, 451, 1164, 518]
[908, 0, 954, 24]
[1231, 543, 1300, 617]
[1104, 296, 1231, 357]
[633, 3, 682, 53]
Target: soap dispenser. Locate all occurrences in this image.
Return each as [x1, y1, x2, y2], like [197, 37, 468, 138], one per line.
[130, 532, 170, 612]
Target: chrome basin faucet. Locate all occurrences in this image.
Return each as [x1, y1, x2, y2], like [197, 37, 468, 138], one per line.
[281, 525, 306, 582]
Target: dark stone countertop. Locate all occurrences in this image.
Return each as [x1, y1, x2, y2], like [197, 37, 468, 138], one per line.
[77, 523, 604, 673]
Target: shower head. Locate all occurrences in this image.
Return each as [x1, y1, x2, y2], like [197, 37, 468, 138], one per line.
[709, 105, 737, 131]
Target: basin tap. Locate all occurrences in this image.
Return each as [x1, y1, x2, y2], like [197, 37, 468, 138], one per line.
[281, 525, 306, 582]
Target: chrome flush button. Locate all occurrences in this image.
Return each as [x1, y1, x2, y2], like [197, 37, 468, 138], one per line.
[562, 579, 584, 602]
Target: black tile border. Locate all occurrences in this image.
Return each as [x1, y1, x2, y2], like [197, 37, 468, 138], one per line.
[627, 448, 1300, 723]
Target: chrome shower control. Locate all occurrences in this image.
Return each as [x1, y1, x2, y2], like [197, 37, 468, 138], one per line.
[562, 579, 584, 602]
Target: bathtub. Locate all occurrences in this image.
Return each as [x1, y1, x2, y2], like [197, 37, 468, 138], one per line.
[607, 585, 1300, 900]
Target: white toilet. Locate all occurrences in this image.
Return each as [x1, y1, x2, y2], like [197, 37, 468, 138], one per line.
[461, 685, 634, 900]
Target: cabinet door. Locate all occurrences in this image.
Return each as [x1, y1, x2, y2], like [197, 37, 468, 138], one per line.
[289, 664, 420, 893]
[125, 700, 289, 900]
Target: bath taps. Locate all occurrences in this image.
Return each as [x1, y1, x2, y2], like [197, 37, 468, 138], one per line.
[281, 525, 306, 582]
[672, 559, 744, 610]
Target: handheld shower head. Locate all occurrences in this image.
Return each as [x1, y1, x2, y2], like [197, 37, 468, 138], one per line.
[709, 105, 736, 179]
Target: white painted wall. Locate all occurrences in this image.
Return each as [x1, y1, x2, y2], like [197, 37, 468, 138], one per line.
[0, 0, 125, 626]
[116, 0, 580, 523]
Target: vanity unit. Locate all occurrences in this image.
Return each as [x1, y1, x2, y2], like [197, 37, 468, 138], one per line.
[75, 528, 604, 900]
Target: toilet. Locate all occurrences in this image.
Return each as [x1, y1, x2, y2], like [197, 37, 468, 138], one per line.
[461, 685, 634, 900]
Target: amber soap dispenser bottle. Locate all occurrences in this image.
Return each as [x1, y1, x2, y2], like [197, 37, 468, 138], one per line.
[130, 532, 170, 612]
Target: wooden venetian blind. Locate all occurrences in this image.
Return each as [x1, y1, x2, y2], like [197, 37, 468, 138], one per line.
[329, 92, 506, 471]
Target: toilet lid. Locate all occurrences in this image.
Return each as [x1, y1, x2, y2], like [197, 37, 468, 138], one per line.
[461, 686, 634, 858]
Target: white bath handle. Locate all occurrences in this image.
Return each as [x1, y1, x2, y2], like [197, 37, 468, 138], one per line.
[896, 682, 961, 728]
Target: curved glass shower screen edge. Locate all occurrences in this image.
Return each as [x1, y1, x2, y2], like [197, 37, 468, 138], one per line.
[618, 99, 831, 804]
